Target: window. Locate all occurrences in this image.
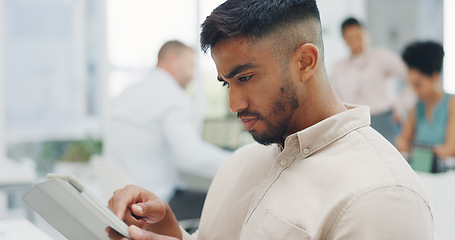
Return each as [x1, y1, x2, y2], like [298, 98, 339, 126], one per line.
[107, 0, 228, 122]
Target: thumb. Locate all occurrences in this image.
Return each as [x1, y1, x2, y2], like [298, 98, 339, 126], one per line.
[131, 199, 166, 223]
[129, 225, 179, 240]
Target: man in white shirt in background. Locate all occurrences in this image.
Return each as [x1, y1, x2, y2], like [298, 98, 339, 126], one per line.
[103, 40, 231, 220]
[331, 17, 415, 144]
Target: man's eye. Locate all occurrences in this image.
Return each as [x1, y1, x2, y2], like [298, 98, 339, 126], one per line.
[222, 81, 230, 88]
[238, 75, 252, 81]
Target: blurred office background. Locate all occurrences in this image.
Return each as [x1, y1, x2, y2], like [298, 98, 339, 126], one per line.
[0, 0, 453, 239]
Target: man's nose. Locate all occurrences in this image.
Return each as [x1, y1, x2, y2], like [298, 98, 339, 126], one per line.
[229, 86, 248, 113]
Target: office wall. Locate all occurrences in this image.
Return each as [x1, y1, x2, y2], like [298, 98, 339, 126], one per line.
[0, 0, 5, 159]
[416, 0, 444, 43]
[445, 0, 455, 93]
[318, 0, 367, 76]
[367, 0, 443, 53]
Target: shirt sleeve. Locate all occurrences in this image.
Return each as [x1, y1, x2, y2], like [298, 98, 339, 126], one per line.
[328, 186, 435, 240]
[380, 49, 416, 119]
[380, 48, 407, 80]
[161, 102, 232, 179]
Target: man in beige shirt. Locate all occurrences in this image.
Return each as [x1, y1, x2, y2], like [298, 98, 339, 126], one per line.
[107, 0, 435, 239]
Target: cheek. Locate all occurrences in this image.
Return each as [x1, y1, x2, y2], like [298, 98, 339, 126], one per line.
[412, 84, 424, 95]
[423, 82, 435, 95]
[413, 82, 430, 98]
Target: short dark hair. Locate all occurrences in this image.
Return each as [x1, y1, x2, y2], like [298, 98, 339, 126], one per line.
[402, 41, 444, 76]
[200, 0, 321, 54]
[341, 17, 362, 34]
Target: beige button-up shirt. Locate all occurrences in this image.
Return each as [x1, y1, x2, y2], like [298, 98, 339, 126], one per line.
[182, 105, 434, 239]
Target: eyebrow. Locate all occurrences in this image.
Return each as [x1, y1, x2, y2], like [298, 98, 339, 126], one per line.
[217, 63, 257, 82]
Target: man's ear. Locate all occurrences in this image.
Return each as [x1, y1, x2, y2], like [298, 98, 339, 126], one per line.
[296, 43, 319, 82]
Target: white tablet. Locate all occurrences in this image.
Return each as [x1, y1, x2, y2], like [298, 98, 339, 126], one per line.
[23, 174, 131, 240]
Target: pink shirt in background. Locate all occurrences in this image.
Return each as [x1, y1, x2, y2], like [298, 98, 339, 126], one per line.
[331, 48, 413, 116]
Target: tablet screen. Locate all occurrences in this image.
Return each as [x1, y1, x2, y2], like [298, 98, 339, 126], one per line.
[23, 174, 131, 240]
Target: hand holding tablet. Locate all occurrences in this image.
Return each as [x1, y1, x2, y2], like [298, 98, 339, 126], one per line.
[23, 174, 182, 240]
[107, 185, 182, 240]
[23, 174, 131, 240]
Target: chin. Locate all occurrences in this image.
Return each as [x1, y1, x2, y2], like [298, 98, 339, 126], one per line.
[250, 132, 279, 146]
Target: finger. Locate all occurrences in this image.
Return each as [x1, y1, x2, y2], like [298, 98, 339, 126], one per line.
[108, 196, 115, 212]
[108, 197, 129, 219]
[111, 185, 142, 219]
[123, 210, 147, 228]
[105, 227, 129, 240]
[131, 199, 166, 223]
[129, 225, 179, 240]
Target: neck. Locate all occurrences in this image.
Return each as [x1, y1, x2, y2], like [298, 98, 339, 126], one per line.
[310, 75, 347, 122]
[426, 88, 444, 106]
[284, 72, 346, 143]
[157, 64, 183, 88]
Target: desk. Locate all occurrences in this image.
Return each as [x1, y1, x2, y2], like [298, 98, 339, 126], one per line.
[417, 171, 455, 240]
[0, 182, 34, 222]
[0, 219, 52, 240]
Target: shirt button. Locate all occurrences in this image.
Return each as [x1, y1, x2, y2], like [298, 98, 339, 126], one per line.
[280, 159, 287, 166]
[303, 148, 310, 154]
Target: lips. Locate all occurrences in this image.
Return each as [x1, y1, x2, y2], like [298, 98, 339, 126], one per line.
[240, 117, 259, 131]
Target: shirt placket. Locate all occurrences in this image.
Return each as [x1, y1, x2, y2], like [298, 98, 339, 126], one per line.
[242, 138, 301, 227]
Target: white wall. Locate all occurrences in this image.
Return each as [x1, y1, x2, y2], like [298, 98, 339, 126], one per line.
[107, 0, 198, 70]
[444, 0, 455, 94]
[367, 0, 443, 53]
[417, 0, 444, 43]
[367, 0, 419, 53]
[317, 0, 367, 77]
[0, 0, 5, 160]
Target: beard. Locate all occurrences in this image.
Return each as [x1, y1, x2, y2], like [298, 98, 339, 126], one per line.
[238, 73, 300, 146]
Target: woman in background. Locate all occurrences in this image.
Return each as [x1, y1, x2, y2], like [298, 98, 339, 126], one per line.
[396, 41, 455, 160]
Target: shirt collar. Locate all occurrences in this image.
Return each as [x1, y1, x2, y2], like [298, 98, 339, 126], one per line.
[281, 105, 371, 158]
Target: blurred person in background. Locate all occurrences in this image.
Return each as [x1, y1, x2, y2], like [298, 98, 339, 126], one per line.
[103, 40, 231, 220]
[331, 17, 414, 144]
[396, 41, 455, 161]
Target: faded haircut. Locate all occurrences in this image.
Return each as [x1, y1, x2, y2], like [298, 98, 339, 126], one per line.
[200, 0, 324, 62]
